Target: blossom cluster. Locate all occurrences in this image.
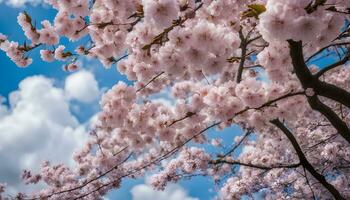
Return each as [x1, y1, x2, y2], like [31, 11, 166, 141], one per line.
[0, 33, 33, 67]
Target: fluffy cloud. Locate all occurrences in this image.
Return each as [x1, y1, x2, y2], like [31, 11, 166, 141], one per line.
[0, 0, 42, 7]
[131, 181, 198, 200]
[0, 97, 8, 118]
[65, 70, 100, 103]
[0, 75, 94, 194]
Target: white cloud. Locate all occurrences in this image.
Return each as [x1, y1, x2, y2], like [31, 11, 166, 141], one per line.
[149, 87, 175, 107]
[0, 97, 8, 118]
[0, 76, 90, 194]
[131, 180, 198, 200]
[241, 145, 255, 154]
[65, 70, 100, 103]
[0, 0, 43, 7]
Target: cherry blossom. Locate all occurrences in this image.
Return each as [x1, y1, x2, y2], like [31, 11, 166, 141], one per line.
[1, 0, 350, 199]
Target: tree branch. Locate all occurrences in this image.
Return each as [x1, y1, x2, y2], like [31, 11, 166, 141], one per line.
[233, 91, 305, 117]
[223, 130, 252, 157]
[210, 158, 300, 170]
[142, 3, 203, 50]
[288, 40, 350, 144]
[136, 71, 165, 92]
[167, 112, 196, 127]
[27, 150, 132, 200]
[315, 55, 349, 78]
[288, 40, 316, 88]
[271, 119, 345, 200]
[305, 0, 327, 14]
[306, 42, 350, 63]
[303, 166, 317, 200]
[307, 95, 350, 144]
[316, 81, 350, 108]
[27, 121, 220, 200]
[289, 40, 350, 108]
[236, 28, 248, 83]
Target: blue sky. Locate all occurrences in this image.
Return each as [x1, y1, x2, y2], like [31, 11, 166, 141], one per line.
[0, 5, 127, 100]
[0, 1, 237, 199]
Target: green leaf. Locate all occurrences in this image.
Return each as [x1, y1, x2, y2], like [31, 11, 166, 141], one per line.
[248, 4, 266, 14]
[242, 4, 266, 19]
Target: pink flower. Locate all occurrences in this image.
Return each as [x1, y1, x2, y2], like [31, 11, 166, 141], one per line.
[143, 0, 180, 28]
[54, 45, 69, 61]
[38, 20, 59, 45]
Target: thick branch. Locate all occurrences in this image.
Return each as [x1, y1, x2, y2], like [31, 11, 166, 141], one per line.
[236, 28, 248, 83]
[307, 95, 350, 144]
[288, 40, 316, 88]
[316, 81, 350, 108]
[234, 29, 261, 83]
[288, 40, 350, 108]
[271, 119, 345, 200]
[288, 40, 350, 144]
